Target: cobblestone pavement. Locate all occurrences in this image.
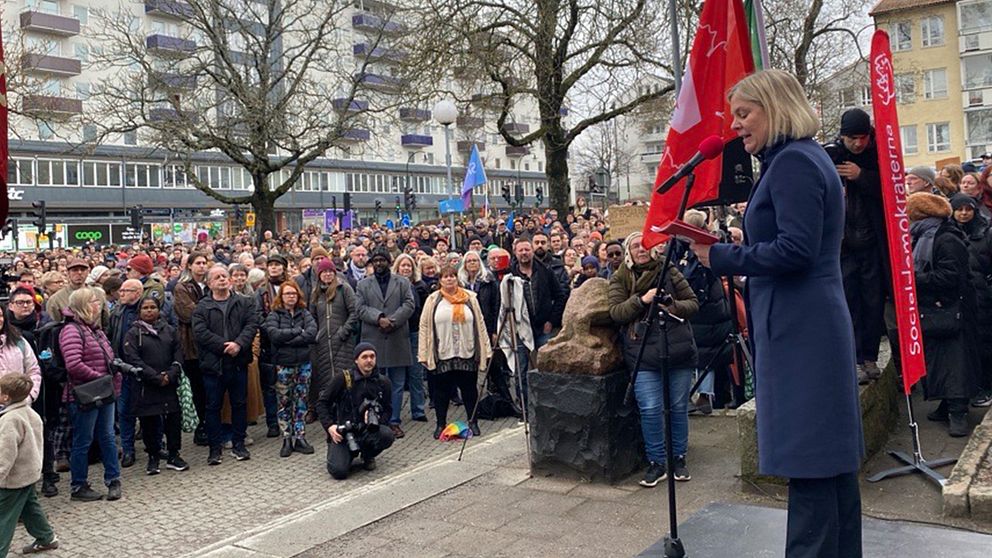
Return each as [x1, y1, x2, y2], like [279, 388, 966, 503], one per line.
[9, 403, 519, 558]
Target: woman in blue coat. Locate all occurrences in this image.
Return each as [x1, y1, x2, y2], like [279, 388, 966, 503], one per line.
[693, 70, 864, 558]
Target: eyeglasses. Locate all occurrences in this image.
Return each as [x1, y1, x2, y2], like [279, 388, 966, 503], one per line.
[11, 300, 34, 307]
[607, 251, 623, 258]
[120, 288, 141, 293]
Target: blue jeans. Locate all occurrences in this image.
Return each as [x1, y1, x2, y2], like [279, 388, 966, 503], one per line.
[634, 367, 693, 463]
[118, 375, 136, 455]
[260, 363, 278, 428]
[204, 367, 248, 449]
[407, 332, 427, 419]
[384, 365, 423, 425]
[695, 368, 715, 397]
[69, 402, 120, 490]
[515, 331, 552, 409]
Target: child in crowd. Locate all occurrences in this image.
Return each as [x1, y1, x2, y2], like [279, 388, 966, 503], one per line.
[0, 374, 59, 555]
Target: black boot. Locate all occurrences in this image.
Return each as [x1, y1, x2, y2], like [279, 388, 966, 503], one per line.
[927, 401, 949, 422]
[434, 425, 444, 439]
[294, 437, 315, 454]
[949, 414, 970, 437]
[280, 438, 293, 458]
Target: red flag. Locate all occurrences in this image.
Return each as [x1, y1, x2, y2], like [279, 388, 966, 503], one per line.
[869, 30, 926, 395]
[0, 19, 8, 225]
[642, 0, 754, 249]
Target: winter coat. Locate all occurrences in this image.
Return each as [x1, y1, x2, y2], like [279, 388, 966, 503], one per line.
[59, 309, 120, 403]
[107, 301, 139, 356]
[682, 257, 734, 371]
[0, 335, 42, 403]
[0, 399, 44, 489]
[417, 289, 493, 373]
[191, 294, 260, 374]
[314, 368, 393, 441]
[710, 137, 864, 479]
[956, 217, 992, 359]
[262, 307, 318, 367]
[173, 279, 208, 360]
[536, 253, 572, 303]
[915, 219, 982, 401]
[508, 259, 565, 332]
[608, 262, 699, 372]
[409, 279, 431, 331]
[355, 272, 416, 368]
[122, 320, 183, 417]
[462, 274, 500, 337]
[309, 278, 359, 384]
[838, 136, 887, 256]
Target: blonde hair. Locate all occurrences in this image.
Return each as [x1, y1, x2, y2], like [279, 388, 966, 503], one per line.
[67, 286, 104, 325]
[728, 70, 819, 150]
[683, 209, 708, 229]
[392, 253, 421, 282]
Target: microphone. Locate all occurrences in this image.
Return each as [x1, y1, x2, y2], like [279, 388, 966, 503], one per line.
[655, 135, 726, 195]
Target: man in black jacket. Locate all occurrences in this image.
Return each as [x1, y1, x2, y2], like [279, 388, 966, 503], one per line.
[315, 343, 395, 480]
[106, 279, 145, 468]
[531, 231, 571, 299]
[832, 109, 889, 384]
[507, 238, 565, 393]
[192, 265, 260, 465]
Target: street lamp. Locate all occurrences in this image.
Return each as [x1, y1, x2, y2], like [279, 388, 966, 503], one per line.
[433, 99, 458, 249]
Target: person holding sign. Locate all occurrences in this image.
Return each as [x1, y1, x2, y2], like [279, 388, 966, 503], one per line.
[692, 70, 863, 557]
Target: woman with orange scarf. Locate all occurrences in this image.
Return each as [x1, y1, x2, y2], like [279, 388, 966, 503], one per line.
[418, 265, 492, 439]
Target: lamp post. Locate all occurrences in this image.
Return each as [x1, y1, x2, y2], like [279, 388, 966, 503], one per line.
[433, 99, 458, 249]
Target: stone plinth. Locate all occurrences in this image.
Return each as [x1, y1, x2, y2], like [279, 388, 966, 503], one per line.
[943, 406, 992, 517]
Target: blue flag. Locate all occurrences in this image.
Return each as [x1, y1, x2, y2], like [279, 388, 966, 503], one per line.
[506, 211, 515, 231]
[461, 144, 487, 209]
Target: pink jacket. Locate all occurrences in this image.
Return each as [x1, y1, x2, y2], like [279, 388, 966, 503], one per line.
[59, 312, 120, 403]
[0, 335, 42, 403]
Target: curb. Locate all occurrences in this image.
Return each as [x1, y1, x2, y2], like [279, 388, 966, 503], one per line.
[187, 427, 525, 558]
[944, 409, 992, 518]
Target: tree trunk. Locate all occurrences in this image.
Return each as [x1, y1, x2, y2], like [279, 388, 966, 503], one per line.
[545, 138, 571, 218]
[252, 173, 277, 242]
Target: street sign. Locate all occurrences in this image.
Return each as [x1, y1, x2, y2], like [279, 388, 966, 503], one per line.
[246, 212, 256, 227]
[438, 199, 463, 214]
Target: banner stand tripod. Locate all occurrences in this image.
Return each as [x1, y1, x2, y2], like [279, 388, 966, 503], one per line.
[866, 392, 956, 487]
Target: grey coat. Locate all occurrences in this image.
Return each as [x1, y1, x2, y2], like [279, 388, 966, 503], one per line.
[355, 272, 415, 368]
[309, 277, 359, 390]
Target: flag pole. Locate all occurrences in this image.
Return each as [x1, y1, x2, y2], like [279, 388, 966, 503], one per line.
[669, 0, 683, 93]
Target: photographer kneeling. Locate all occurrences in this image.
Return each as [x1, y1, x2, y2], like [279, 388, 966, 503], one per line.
[315, 342, 394, 480]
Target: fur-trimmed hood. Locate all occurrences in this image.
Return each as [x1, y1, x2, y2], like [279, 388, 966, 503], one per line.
[907, 192, 952, 222]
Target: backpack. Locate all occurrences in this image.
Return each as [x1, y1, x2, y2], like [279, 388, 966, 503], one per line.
[35, 321, 81, 383]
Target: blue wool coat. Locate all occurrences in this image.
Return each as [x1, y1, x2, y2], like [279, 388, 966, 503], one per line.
[710, 138, 864, 479]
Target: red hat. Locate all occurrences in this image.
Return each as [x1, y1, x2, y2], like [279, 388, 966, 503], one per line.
[128, 254, 154, 276]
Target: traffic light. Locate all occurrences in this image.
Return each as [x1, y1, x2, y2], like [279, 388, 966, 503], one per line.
[129, 205, 144, 229]
[404, 186, 416, 211]
[514, 183, 524, 206]
[331, 195, 338, 212]
[374, 199, 382, 212]
[395, 196, 402, 212]
[32, 201, 47, 234]
[343, 192, 352, 212]
[1, 218, 16, 239]
[501, 184, 512, 205]
[535, 186, 544, 206]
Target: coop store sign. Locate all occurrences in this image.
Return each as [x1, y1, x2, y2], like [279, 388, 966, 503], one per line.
[67, 224, 111, 247]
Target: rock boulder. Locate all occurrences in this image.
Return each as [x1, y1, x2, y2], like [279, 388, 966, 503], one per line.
[537, 278, 621, 375]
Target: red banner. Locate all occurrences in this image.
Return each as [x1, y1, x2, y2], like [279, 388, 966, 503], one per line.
[869, 30, 926, 395]
[0, 18, 8, 225]
[641, 0, 754, 249]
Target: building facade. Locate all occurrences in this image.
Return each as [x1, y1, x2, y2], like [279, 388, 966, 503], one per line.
[3, 0, 549, 246]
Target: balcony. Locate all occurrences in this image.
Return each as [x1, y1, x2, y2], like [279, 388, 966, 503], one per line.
[471, 93, 503, 110]
[458, 141, 485, 153]
[22, 94, 83, 115]
[505, 145, 530, 157]
[353, 43, 406, 63]
[146, 34, 196, 55]
[332, 98, 369, 112]
[354, 72, 405, 91]
[399, 107, 430, 121]
[144, 0, 194, 19]
[23, 53, 81, 76]
[148, 71, 197, 90]
[641, 152, 662, 164]
[351, 14, 405, 34]
[149, 107, 181, 121]
[401, 134, 433, 147]
[341, 128, 371, 142]
[456, 115, 484, 128]
[502, 122, 530, 134]
[19, 11, 80, 36]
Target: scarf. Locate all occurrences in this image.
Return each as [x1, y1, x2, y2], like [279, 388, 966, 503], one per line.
[349, 260, 367, 281]
[135, 319, 160, 337]
[440, 287, 470, 324]
[910, 217, 943, 270]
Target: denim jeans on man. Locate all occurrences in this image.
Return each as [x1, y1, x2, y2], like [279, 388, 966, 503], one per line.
[69, 402, 121, 490]
[118, 375, 136, 456]
[204, 366, 248, 449]
[406, 331, 427, 419]
[384, 363, 426, 425]
[514, 331, 552, 409]
[634, 367, 693, 463]
[260, 362, 279, 429]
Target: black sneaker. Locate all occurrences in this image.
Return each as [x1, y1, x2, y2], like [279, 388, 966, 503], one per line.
[22, 535, 59, 554]
[266, 424, 280, 438]
[673, 456, 691, 482]
[639, 462, 667, 487]
[208, 447, 223, 466]
[232, 446, 251, 461]
[469, 421, 481, 437]
[166, 455, 190, 472]
[41, 480, 58, 498]
[193, 426, 209, 447]
[146, 456, 161, 476]
[927, 407, 949, 422]
[121, 453, 136, 468]
[972, 391, 992, 408]
[70, 484, 103, 502]
[363, 456, 377, 471]
[106, 480, 122, 501]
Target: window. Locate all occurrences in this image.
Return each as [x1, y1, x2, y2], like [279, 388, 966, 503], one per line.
[82, 124, 97, 142]
[75, 82, 90, 100]
[966, 34, 981, 51]
[123, 131, 137, 145]
[74, 44, 89, 63]
[125, 164, 161, 188]
[967, 109, 992, 146]
[26, 37, 58, 57]
[921, 16, 944, 47]
[7, 159, 34, 186]
[38, 121, 55, 140]
[839, 88, 857, 108]
[924, 68, 948, 99]
[960, 0, 992, 34]
[927, 122, 951, 152]
[163, 165, 191, 189]
[891, 22, 912, 51]
[901, 125, 918, 155]
[73, 5, 89, 25]
[895, 74, 915, 104]
[82, 161, 121, 187]
[964, 54, 992, 89]
[860, 86, 872, 106]
[26, 0, 59, 14]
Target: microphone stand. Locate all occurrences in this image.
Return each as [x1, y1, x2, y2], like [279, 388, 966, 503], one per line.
[624, 173, 697, 558]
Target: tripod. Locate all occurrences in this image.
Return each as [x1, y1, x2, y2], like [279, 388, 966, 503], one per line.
[623, 174, 699, 558]
[458, 277, 533, 467]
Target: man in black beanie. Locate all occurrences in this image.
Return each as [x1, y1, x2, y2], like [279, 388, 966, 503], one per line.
[831, 108, 889, 384]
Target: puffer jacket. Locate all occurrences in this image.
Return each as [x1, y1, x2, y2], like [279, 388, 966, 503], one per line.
[309, 278, 359, 381]
[682, 257, 734, 370]
[58, 309, 120, 403]
[262, 307, 318, 366]
[0, 335, 42, 403]
[122, 319, 183, 417]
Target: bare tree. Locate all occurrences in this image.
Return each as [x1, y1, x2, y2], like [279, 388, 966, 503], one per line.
[86, 0, 417, 235]
[405, 0, 676, 215]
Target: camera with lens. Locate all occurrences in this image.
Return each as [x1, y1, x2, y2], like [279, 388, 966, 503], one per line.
[337, 420, 363, 452]
[654, 289, 674, 306]
[821, 140, 850, 165]
[111, 358, 143, 377]
[359, 398, 383, 431]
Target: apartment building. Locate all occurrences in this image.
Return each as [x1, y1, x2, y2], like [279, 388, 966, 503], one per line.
[3, 0, 548, 247]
